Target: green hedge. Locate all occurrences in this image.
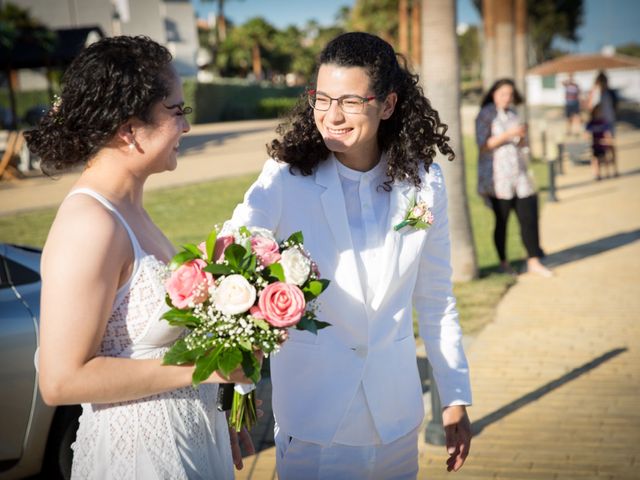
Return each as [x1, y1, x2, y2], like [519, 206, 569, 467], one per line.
[1, 80, 303, 126]
[0, 89, 54, 127]
[187, 80, 304, 123]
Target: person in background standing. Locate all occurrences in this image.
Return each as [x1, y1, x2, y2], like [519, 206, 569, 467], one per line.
[563, 73, 581, 136]
[588, 71, 618, 174]
[475, 78, 553, 278]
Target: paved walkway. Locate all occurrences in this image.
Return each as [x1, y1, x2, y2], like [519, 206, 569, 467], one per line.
[0, 119, 280, 216]
[3, 117, 639, 479]
[418, 128, 640, 479]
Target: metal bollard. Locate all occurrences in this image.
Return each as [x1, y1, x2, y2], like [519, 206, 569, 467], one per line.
[556, 142, 565, 174]
[547, 144, 559, 202]
[424, 361, 446, 445]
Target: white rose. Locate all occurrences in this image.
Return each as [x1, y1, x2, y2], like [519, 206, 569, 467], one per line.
[280, 248, 311, 286]
[213, 274, 256, 315]
[248, 226, 277, 243]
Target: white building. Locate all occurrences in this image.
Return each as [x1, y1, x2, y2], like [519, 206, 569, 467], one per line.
[12, 0, 198, 89]
[526, 52, 640, 106]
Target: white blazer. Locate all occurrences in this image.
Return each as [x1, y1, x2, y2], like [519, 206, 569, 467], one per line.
[227, 155, 472, 446]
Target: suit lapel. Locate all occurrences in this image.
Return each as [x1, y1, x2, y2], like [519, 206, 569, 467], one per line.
[316, 156, 365, 304]
[370, 180, 415, 311]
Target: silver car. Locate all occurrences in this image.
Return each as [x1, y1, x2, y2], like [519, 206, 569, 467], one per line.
[0, 244, 80, 479]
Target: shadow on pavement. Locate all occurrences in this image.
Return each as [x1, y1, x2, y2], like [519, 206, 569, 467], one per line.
[543, 229, 640, 268]
[471, 347, 628, 436]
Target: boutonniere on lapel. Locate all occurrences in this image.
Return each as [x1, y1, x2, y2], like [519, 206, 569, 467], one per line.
[393, 195, 434, 232]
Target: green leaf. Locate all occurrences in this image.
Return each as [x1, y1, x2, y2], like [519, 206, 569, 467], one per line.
[218, 348, 243, 377]
[169, 250, 198, 270]
[241, 350, 262, 384]
[251, 317, 271, 331]
[295, 315, 317, 334]
[205, 229, 218, 261]
[240, 251, 256, 272]
[302, 279, 329, 300]
[295, 315, 331, 334]
[163, 339, 205, 366]
[239, 226, 251, 238]
[238, 338, 253, 351]
[192, 346, 222, 386]
[286, 231, 304, 245]
[182, 243, 203, 258]
[265, 262, 285, 282]
[224, 244, 247, 270]
[204, 263, 233, 276]
[161, 309, 201, 328]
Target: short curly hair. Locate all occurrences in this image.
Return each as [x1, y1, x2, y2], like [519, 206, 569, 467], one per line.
[24, 35, 173, 173]
[267, 31, 454, 187]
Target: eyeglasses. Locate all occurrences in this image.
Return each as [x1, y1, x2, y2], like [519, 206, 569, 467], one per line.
[163, 103, 193, 116]
[307, 90, 377, 114]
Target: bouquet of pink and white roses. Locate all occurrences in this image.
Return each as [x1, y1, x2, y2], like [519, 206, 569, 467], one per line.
[162, 226, 330, 431]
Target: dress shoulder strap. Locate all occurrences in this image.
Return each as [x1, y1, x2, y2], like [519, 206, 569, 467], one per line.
[66, 187, 145, 259]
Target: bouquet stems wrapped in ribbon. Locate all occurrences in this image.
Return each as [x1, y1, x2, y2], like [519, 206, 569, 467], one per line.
[162, 226, 330, 431]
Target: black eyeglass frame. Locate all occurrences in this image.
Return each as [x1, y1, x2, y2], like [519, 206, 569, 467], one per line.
[307, 89, 377, 114]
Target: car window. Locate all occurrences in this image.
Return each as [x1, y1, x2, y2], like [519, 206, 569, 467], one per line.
[0, 255, 40, 288]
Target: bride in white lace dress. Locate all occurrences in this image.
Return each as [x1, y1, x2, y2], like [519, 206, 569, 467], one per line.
[25, 36, 257, 479]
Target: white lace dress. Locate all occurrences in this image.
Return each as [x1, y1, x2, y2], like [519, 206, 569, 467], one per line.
[68, 189, 234, 480]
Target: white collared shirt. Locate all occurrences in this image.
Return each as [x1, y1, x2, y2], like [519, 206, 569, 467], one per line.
[333, 157, 390, 445]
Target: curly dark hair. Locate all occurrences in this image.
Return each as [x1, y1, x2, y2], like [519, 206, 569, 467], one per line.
[480, 78, 524, 108]
[267, 31, 454, 187]
[24, 35, 173, 173]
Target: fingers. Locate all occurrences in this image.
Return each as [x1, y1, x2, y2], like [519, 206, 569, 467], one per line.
[442, 406, 472, 472]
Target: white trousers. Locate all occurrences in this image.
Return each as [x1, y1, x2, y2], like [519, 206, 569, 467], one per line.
[274, 427, 419, 480]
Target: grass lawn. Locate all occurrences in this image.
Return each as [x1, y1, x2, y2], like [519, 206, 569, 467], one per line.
[0, 137, 549, 337]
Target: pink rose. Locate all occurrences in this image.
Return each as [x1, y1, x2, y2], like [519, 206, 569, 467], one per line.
[165, 259, 213, 309]
[411, 204, 426, 218]
[214, 235, 235, 262]
[251, 236, 281, 266]
[198, 235, 235, 262]
[258, 282, 306, 327]
[250, 305, 265, 320]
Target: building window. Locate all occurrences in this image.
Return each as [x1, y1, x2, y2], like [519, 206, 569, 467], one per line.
[542, 75, 556, 89]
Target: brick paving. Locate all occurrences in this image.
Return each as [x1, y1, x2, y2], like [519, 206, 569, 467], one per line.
[419, 128, 640, 480]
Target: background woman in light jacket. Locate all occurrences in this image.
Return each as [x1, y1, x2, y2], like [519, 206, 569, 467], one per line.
[475, 78, 552, 277]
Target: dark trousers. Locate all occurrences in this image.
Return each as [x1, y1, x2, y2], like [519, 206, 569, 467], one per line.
[489, 195, 544, 261]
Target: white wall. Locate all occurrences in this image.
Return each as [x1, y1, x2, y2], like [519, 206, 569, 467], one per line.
[526, 68, 640, 106]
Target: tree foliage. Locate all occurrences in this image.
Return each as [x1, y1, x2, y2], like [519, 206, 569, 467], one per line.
[616, 42, 640, 58]
[349, 0, 399, 49]
[472, 0, 584, 62]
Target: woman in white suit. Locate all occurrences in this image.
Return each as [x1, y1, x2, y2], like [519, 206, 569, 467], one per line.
[227, 32, 472, 479]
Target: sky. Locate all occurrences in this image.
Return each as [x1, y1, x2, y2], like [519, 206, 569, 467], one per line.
[193, 0, 640, 55]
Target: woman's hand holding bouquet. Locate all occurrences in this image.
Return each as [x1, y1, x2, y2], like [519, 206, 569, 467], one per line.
[162, 226, 330, 431]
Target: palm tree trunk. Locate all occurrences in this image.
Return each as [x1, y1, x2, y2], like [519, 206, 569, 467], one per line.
[482, 0, 495, 90]
[514, 0, 527, 95]
[411, 0, 421, 68]
[251, 42, 262, 80]
[421, 0, 478, 281]
[399, 0, 409, 57]
[494, 0, 515, 79]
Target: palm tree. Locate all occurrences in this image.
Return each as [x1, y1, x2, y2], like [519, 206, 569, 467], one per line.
[421, 0, 478, 281]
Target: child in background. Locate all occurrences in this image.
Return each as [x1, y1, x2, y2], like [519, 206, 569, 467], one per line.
[585, 104, 617, 180]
